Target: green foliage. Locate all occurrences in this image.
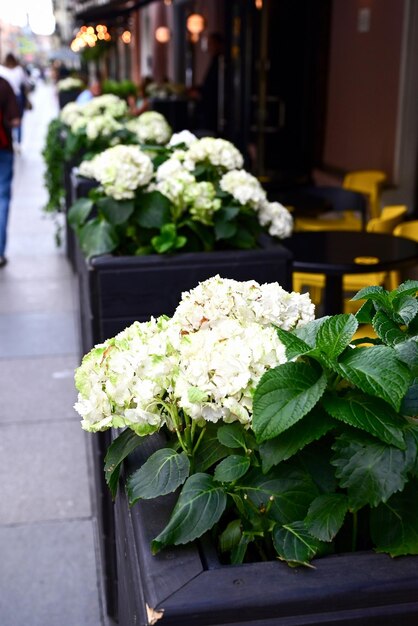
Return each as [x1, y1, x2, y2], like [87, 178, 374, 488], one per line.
[104, 282, 418, 567]
[42, 118, 65, 214]
[102, 79, 138, 100]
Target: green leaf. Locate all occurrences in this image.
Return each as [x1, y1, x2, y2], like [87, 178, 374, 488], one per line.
[214, 220, 237, 241]
[228, 226, 256, 249]
[97, 197, 134, 225]
[304, 493, 349, 542]
[315, 314, 358, 359]
[332, 431, 413, 510]
[104, 429, 144, 499]
[151, 473, 227, 552]
[194, 425, 230, 472]
[127, 449, 190, 504]
[355, 299, 375, 324]
[392, 280, 418, 296]
[151, 223, 186, 253]
[217, 423, 248, 449]
[259, 407, 335, 473]
[79, 218, 119, 257]
[370, 481, 418, 556]
[135, 190, 171, 228]
[276, 328, 312, 361]
[401, 378, 418, 416]
[214, 455, 251, 482]
[336, 346, 411, 412]
[216, 206, 240, 221]
[372, 310, 406, 346]
[68, 197, 94, 227]
[219, 519, 242, 553]
[298, 443, 337, 494]
[241, 464, 319, 524]
[352, 285, 390, 307]
[293, 317, 330, 348]
[273, 521, 325, 567]
[231, 533, 251, 564]
[393, 295, 418, 326]
[253, 362, 327, 442]
[322, 391, 406, 449]
[395, 340, 418, 370]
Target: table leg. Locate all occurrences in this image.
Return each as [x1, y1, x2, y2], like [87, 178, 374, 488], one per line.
[323, 275, 343, 315]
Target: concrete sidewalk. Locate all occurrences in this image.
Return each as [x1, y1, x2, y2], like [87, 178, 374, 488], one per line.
[0, 83, 105, 626]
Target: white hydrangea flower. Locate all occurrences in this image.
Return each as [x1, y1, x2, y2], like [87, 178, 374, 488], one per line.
[156, 157, 187, 181]
[258, 200, 293, 239]
[57, 77, 84, 92]
[74, 317, 179, 434]
[173, 275, 314, 332]
[187, 137, 244, 170]
[219, 169, 266, 208]
[129, 111, 172, 145]
[85, 113, 123, 141]
[82, 145, 154, 199]
[77, 159, 97, 179]
[74, 277, 315, 434]
[60, 102, 84, 127]
[174, 318, 285, 425]
[168, 130, 198, 147]
[183, 181, 221, 225]
[156, 169, 196, 206]
[82, 94, 128, 118]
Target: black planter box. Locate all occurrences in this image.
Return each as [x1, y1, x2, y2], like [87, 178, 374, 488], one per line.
[66, 171, 97, 273]
[76, 244, 293, 356]
[58, 88, 81, 109]
[115, 436, 418, 626]
[75, 240, 292, 621]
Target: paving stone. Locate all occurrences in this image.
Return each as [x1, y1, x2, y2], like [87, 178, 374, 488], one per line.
[0, 312, 78, 358]
[0, 519, 102, 626]
[0, 278, 76, 313]
[0, 355, 79, 424]
[0, 254, 71, 282]
[0, 421, 91, 524]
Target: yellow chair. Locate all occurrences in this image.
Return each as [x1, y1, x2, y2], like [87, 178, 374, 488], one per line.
[295, 211, 361, 232]
[343, 170, 387, 220]
[386, 220, 418, 290]
[293, 206, 407, 309]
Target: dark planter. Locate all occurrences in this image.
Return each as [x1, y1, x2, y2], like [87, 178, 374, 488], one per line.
[66, 171, 97, 272]
[116, 436, 418, 626]
[58, 88, 81, 109]
[75, 240, 292, 622]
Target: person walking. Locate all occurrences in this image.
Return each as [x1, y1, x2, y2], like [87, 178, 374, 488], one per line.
[0, 76, 20, 267]
[0, 53, 31, 148]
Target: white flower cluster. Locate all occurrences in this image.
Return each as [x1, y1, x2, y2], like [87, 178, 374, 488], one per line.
[183, 181, 221, 225]
[220, 169, 267, 208]
[74, 276, 315, 433]
[82, 94, 128, 118]
[259, 200, 294, 239]
[57, 77, 84, 92]
[60, 94, 128, 137]
[79, 145, 154, 199]
[85, 114, 123, 141]
[128, 111, 172, 145]
[168, 130, 198, 148]
[187, 137, 244, 171]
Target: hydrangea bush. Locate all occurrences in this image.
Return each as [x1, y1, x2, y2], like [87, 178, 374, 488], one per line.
[75, 279, 418, 566]
[69, 127, 293, 257]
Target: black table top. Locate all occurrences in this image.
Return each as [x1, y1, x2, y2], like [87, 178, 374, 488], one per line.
[284, 231, 418, 275]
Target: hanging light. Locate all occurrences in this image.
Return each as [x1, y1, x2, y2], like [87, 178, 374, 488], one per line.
[186, 13, 205, 42]
[255, 0, 263, 9]
[155, 26, 171, 43]
[121, 30, 132, 44]
[164, 0, 172, 5]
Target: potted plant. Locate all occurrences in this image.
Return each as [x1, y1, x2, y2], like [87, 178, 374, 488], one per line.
[74, 278, 418, 625]
[56, 76, 84, 109]
[68, 130, 294, 354]
[42, 94, 135, 262]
